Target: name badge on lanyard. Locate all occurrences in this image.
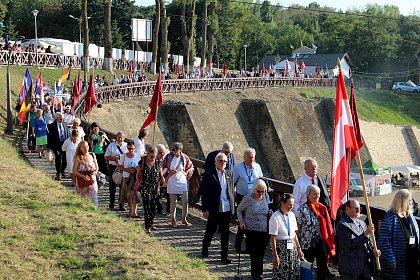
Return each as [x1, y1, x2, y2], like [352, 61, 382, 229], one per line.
[244, 162, 254, 191]
[410, 236, 416, 245]
[280, 210, 293, 250]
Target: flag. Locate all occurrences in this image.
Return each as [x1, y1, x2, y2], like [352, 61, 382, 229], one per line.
[77, 70, 83, 93]
[301, 60, 307, 70]
[34, 71, 44, 105]
[71, 75, 80, 109]
[330, 70, 360, 220]
[197, 66, 201, 77]
[141, 72, 163, 129]
[262, 63, 266, 74]
[268, 64, 273, 74]
[294, 62, 299, 77]
[84, 75, 97, 114]
[18, 101, 29, 125]
[316, 65, 321, 76]
[349, 80, 363, 157]
[160, 62, 164, 73]
[325, 64, 329, 72]
[59, 67, 71, 84]
[209, 63, 213, 77]
[222, 63, 226, 77]
[285, 59, 290, 73]
[19, 68, 32, 104]
[129, 62, 133, 80]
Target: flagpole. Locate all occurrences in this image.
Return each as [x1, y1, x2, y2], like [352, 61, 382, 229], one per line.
[355, 151, 381, 270]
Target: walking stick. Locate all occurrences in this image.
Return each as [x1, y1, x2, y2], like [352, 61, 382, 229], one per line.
[234, 250, 243, 280]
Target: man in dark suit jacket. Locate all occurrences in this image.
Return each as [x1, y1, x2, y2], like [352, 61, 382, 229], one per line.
[201, 153, 235, 265]
[336, 199, 380, 280]
[203, 141, 235, 172]
[47, 112, 69, 180]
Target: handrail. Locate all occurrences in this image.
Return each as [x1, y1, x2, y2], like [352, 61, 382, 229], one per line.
[74, 76, 336, 118]
[0, 50, 149, 71]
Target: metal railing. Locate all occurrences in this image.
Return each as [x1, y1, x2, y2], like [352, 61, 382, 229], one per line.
[0, 50, 150, 71]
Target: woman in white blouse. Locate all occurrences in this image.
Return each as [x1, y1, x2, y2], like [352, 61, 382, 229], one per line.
[269, 193, 304, 280]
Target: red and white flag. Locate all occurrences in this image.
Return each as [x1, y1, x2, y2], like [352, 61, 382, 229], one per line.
[330, 70, 360, 220]
[84, 75, 97, 114]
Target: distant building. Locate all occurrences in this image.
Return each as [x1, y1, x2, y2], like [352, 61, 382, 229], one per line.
[259, 46, 351, 75]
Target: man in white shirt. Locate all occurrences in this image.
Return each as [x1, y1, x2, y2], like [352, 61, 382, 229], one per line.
[104, 132, 128, 210]
[292, 158, 330, 217]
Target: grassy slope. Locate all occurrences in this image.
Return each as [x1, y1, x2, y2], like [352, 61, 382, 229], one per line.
[0, 138, 213, 279]
[298, 87, 420, 126]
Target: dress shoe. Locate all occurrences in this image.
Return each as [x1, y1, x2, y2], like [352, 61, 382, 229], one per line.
[221, 257, 232, 265]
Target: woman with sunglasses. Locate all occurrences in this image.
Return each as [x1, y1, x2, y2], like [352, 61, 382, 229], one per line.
[270, 193, 303, 280]
[162, 142, 194, 227]
[118, 142, 141, 218]
[237, 179, 271, 280]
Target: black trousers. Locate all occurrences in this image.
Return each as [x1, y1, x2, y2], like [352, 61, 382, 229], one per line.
[245, 229, 269, 277]
[108, 165, 120, 208]
[53, 148, 66, 176]
[235, 193, 245, 250]
[202, 211, 232, 258]
[28, 133, 36, 151]
[303, 241, 327, 280]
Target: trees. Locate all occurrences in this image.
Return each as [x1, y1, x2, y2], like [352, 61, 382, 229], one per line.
[200, 0, 207, 70]
[160, 0, 169, 73]
[102, 0, 112, 72]
[180, 0, 196, 70]
[151, 0, 160, 74]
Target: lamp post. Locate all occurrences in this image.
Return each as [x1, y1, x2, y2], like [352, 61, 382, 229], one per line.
[243, 44, 247, 72]
[32, 9, 39, 67]
[68, 15, 82, 43]
[6, 48, 13, 134]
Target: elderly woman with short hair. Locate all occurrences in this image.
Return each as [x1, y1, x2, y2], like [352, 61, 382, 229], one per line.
[233, 147, 263, 252]
[237, 179, 271, 280]
[162, 142, 194, 227]
[297, 185, 335, 280]
[378, 189, 420, 280]
[69, 118, 86, 141]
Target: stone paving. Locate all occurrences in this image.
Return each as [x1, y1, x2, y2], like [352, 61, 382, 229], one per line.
[21, 134, 340, 279]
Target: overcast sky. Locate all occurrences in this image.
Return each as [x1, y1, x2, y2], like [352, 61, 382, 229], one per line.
[136, 0, 419, 16]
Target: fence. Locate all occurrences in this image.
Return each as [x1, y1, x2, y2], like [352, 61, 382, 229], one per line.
[0, 50, 150, 72]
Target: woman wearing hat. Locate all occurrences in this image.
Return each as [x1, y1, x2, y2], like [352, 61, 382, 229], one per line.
[63, 105, 75, 126]
[88, 122, 110, 175]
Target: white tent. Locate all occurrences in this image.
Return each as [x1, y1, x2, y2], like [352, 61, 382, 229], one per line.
[390, 166, 420, 173]
[273, 60, 295, 71]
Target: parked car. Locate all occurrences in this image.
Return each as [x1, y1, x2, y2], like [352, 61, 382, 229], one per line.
[325, 174, 371, 197]
[392, 81, 420, 93]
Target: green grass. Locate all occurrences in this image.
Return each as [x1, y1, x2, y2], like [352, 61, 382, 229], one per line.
[298, 87, 420, 126]
[0, 138, 214, 279]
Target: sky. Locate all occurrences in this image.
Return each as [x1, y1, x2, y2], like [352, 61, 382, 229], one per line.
[136, 0, 419, 16]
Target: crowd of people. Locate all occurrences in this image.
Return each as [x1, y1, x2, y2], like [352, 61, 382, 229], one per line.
[22, 98, 420, 279]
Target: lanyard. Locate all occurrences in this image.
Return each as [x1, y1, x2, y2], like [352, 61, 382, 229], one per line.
[406, 216, 414, 236]
[279, 210, 291, 237]
[243, 162, 253, 182]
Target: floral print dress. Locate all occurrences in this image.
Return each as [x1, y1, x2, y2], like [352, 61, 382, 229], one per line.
[75, 158, 98, 206]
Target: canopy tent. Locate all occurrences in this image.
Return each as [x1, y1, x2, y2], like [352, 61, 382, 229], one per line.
[273, 60, 295, 71]
[390, 165, 420, 174]
[356, 159, 389, 175]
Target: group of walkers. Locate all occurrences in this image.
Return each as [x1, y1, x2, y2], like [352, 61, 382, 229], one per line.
[200, 145, 419, 280]
[23, 103, 420, 280]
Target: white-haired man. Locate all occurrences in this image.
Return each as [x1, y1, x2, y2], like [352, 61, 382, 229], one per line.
[203, 141, 235, 171]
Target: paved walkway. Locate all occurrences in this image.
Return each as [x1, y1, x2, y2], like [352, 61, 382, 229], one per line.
[21, 131, 340, 279]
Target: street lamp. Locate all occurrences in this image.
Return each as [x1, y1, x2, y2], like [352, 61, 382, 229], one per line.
[68, 15, 90, 43]
[243, 44, 247, 72]
[32, 9, 39, 67]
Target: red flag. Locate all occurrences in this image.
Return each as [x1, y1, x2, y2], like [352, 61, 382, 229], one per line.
[349, 80, 363, 158]
[330, 70, 360, 220]
[129, 62, 133, 80]
[77, 70, 83, 93]
[141, 72, 163, 129]
[222, 63, 226, 77]
[268, 64, 273, 74]
[301, 60, 307, 70]
[294, 63, 299, 77]
[285, 59, 289, 73]
[71, 75, 80, 109]
[84, 75, 97, 114]
[316, 65, 321, 76]
[262, 63, 266, 74]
